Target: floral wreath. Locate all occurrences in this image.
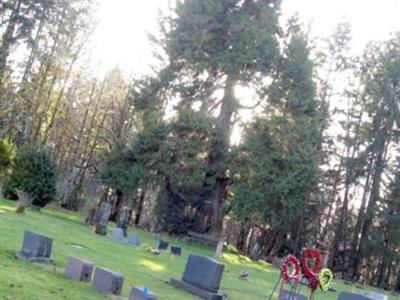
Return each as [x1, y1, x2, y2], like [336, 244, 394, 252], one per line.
[301, 249, 322, 279]
[280, 255, 301, 281]
[319, 268, 334, 292]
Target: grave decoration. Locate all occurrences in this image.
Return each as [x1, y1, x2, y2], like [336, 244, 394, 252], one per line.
[268, 249, 334, 300]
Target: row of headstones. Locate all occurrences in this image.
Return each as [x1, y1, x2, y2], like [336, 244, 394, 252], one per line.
[65, 256, 157, 299]
[111, 227, 182, 256]
[15, 231, 157, 299]
[16, 230, 228, 300]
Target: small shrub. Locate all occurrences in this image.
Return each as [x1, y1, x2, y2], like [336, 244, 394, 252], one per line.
[4, 143, 57, 208]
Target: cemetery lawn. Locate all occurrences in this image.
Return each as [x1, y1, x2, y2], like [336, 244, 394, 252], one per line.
[0, 199, 399, 300]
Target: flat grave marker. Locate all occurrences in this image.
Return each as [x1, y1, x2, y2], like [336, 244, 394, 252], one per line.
[279, 289, 307, 300]
[337, 292, 373, 300]
[129, 286, 157, 300]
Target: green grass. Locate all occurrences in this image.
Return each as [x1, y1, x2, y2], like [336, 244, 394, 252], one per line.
[0, 199, 399, 300]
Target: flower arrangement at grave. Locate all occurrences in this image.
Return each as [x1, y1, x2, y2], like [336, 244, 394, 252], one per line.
[268, 249, 334, 300]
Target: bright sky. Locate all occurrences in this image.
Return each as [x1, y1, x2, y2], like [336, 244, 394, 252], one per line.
[91, 0, 400, 77]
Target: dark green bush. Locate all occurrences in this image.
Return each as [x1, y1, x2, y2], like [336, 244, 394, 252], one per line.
[0, 138, 15, 178]
[4, 143, 57, 207]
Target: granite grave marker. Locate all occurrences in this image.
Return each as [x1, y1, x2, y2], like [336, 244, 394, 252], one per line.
[15, 231, 53, 263]
[157, 240, 169, 250]
[170, 254, 225, 300]
[64, 256, 94, 282]
[129, 286, 157, 300]
[337, 292, 373, 300]
[171, 246, 181, 256]
[91, 267, 124, 295]
[128, 233, 141, 247]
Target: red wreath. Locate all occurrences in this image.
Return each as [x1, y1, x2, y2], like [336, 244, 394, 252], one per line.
[301, 249, 322, 279]
[280, 255, 301, 281]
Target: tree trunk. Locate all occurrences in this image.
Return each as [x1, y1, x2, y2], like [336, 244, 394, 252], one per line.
[349, 158, 373, 278]
[0, 0, 21, 86]
[353, 119, 392, 278]
[134, 188, 145, 226]
[110, 189, 124, 221]
[205, 76, 236, 237]
[395, 265, 400, 292]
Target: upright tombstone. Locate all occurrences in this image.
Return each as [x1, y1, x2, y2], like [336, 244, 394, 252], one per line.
[93, 202, 112, 235]
[279, 290, 307, 300]
[129, 286, 157, 300]
[214, 240, 224, 258]
[64, 256, 94, 282]
[170, 254, 225, 300]
[128, 233, 141, 247]
[117, 207, 130, 237]
[111, 228, 124, 242]
[91, 267, 124, 295]
[15, 231, 53, 263]
[249, 242, 261, 261]
[320, 250, 330, 267]
[157, 240, 169, 250]
[337, 292, 373, 300]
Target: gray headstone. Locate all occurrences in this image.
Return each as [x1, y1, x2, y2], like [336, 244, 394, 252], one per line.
[279, 289, 307, 300]
[128, 233, 141, 247]
[15, 231, 53, 263]
[157, 240, 169, 250]
[94, 202, 112, 235]
[129, 286, 157, 300]
[171, 246, 181, 256]
[182, 254, 225, 293]
[64, 256, 94, 282]
[337, 292, 373, 300]
[117, 207, 130, 229]
[365, 291, 388, 300]
[91, 267, 124, 295]
[250, 242, 261, 261]
[215, 240, 223, 258]
[111, 228, 124, 242]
